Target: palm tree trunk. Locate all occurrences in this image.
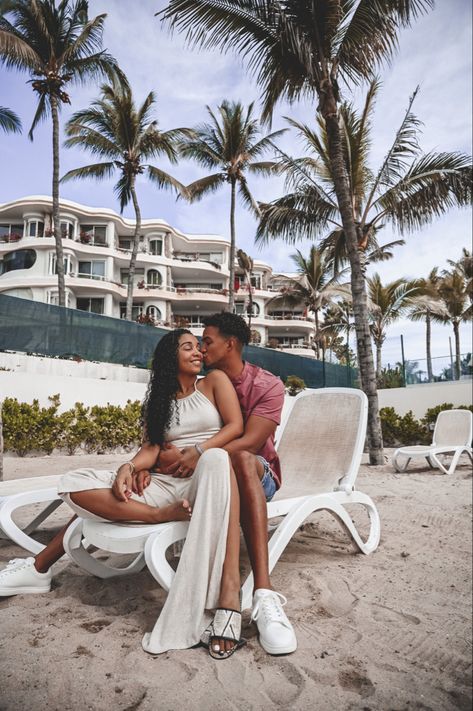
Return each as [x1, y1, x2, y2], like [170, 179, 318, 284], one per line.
[323, 107, 383, 464]
[426, 312, 433, 381]
[376, 340, 382, 383]
[0, 401, 3, 482]
[126, 177, 142, 321]
[51, 94, 66, 306]
[453, 320, 461, 380]
[314, 309, 320, 359]
[228, 178, 237, 312]
[247, 269, 253, 328]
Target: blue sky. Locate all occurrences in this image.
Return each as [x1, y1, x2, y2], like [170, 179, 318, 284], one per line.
[1, 0, 471, 368]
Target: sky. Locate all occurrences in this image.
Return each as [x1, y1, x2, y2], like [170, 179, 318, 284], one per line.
[0, 0, 472, 368]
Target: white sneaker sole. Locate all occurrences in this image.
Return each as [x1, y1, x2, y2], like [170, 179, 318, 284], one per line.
[258, 636, 297, 655]
[0, 585, 51, 596]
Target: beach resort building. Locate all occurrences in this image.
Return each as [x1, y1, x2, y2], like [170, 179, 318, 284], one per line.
[0, 196, 316, 356]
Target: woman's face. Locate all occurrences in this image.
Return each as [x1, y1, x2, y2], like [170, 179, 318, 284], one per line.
[177, 333, 203, 375]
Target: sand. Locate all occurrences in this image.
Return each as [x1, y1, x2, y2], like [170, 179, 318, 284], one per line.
[0, 451, 471, 711]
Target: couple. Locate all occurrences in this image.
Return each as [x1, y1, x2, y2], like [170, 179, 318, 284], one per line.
[0, 312, 297, 659]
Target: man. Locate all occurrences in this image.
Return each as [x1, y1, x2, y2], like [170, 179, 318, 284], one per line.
[0, 313, 297, 655]
[160, 312, 297, 655]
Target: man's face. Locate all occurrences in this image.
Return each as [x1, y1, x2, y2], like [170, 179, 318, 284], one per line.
[201, 326, 230, 369]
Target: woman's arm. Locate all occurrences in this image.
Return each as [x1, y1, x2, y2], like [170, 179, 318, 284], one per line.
[112, 442, 160, 501]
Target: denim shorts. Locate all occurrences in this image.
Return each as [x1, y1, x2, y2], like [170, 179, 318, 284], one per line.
[257, 456, 277, 502]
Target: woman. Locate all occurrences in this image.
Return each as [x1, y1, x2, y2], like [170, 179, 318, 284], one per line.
[2, 329, 244, 658]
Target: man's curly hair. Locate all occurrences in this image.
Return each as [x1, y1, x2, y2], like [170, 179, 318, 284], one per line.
[202, 312, 250, 347]
[141, 328, 192, 445]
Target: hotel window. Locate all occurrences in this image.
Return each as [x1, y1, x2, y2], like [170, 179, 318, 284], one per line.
[119, 302, 144, 320]
[146, 305, 162, 320]
[0, 223, 24, 241]
[235, 301, 260, 317]
[76, 297, 104, 314]
[60, 220, 74, 239]
[47, 290, 71, 307]
[149, 238, 163, 256]
[146, 269, 162, 286]
[0, 248, 37, 276]
[49, 252, 73, 276]
[28, 220, 45, 238]
[118, 238, 132, 251]
[78, 260, 106, 280]
[120, 268, 144, 284]
[80, 224, 107, 245]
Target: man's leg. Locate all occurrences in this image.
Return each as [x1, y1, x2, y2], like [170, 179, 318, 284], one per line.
[229, 451, 271, 590]
[230, 450, 297, 655]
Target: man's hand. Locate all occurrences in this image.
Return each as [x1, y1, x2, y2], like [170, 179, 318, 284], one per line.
[170, 446, 199, 478]
[133, 469, 151, 496]
[112, 465, 134, 502]
[158, 443, 182, 474]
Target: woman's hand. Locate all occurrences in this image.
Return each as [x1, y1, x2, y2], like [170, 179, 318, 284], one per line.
[112, 465, 134, 502]
[158, 443, 182, 474]
[133, 469, 151, 496]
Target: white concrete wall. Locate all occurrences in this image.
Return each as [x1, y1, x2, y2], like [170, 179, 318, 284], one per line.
[378, 380, 472, 417]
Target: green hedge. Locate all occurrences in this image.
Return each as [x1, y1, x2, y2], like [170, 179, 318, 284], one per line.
[2, 396, 472, 455]
[3, 395, 141, 456]
[380, 402, 473, 447]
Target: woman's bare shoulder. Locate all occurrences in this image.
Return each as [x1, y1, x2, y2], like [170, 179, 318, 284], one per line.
[201, 369, 232, 386]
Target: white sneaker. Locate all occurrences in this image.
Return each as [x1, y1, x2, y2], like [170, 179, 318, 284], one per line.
[251, 589, 297, 654]
[0, 557, 52, 596]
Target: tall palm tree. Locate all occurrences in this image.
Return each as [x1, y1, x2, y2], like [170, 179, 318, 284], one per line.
[159, 0, 442, 463]
[321, 299, 356, 365]
[437, 269, 472, 380]
[0, 105, 21, 132]
[268, 246, 349, 358]
[0, 0, 123, 305]
[408, 268, 444, 382]
[62, 79, 190, 320]
[236, 248, 255, 328]
[179, 100, 284, 311]
[367, 273, 420, 385]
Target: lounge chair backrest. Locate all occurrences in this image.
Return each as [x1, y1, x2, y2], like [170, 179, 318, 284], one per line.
[273, 388, 367, 499]
[433, 409, 473, 447]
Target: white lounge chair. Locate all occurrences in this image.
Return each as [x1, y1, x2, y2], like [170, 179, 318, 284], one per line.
[0, 476, 63, 554]
[392, 409, 473, 475]
[62, 387, 380, 612]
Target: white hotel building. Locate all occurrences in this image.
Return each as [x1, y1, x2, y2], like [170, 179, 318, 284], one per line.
[0, 196, 315, 356]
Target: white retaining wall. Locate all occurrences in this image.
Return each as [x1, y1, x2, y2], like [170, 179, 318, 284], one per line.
[1, 353, 471, 418]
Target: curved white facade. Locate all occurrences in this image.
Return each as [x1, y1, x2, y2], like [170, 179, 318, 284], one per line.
[0, 196, 315, 356]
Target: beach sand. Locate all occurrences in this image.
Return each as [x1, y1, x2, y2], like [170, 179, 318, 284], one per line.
[0, 451, 471, 711]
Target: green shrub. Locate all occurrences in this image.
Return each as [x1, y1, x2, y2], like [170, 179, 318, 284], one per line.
[379, 407, 429, 447]
[2, 396, 142, 456]
[422, 402, 473, 430]
[285, 375, 306, 396]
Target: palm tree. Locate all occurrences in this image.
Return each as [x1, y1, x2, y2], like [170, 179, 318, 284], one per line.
[0, 0, 123, 306]
[179, 100, 284, 311]
[236, 248, 255, 328]
[447, 248, 473, 307]
[0, 105, 21, 132]
[321, 299, 356, 365]
[408, 268, 444, 382]
[62, 79, 190, 320]
[268, 246, 349, 358]
[159, 0, 443, 464]
[367, 273, 420, 385]
[437, 270, 472, 380]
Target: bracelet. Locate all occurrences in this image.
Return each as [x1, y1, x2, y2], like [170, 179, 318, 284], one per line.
[194, 443, 204, 456]
[119, 461, 135, 475]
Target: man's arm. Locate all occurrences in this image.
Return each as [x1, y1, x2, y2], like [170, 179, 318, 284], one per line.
[223, 414, 277, 456]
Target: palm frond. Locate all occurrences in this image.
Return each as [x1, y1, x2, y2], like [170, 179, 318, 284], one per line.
[28, 92, 48, 140]
[373, 151, 472, 233]
[61, 162, 116, 183]
[0, 105, 21, 133]
[184, 173, 226, 202]
[146, 165, 188, 196]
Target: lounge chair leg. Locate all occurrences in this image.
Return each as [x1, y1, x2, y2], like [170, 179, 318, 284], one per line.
[63, 519, 146, 579]
[392, 450, 411, 472]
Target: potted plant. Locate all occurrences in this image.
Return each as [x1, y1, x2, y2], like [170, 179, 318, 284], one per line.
[79, 230, 92, 244]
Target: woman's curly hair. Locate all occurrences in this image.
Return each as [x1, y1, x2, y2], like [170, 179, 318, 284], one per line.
[141, 328, 192, 445]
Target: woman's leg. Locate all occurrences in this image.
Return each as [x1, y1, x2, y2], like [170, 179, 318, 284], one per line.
[69, 489, 191, 524]
[212, 464, 241, 654]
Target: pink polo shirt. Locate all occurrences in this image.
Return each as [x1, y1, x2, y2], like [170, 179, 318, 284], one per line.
[230, 361, 285, 489]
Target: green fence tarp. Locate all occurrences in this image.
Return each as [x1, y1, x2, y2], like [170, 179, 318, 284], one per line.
[0, 293, 357, 388]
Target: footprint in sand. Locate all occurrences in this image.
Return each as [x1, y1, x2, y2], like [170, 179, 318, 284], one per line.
[80, 619, 112, 633]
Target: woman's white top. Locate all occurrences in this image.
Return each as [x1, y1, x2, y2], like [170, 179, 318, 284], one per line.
[166, 387, 222, 449]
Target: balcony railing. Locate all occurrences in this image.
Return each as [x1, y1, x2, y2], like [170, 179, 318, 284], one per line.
[265, 314, 311, 322]
[0, 234, 23, 244]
